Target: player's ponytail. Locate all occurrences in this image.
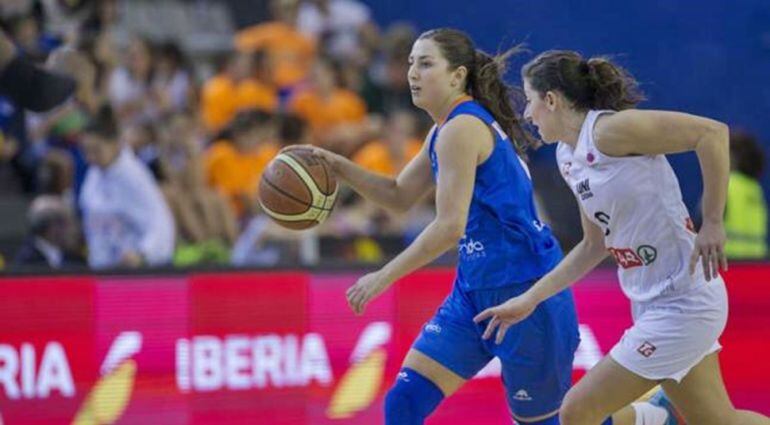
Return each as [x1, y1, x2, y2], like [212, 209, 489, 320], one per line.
[419, 28, 536, 155]
[522, 50, 645, 111]
[468, 49, 535, 155]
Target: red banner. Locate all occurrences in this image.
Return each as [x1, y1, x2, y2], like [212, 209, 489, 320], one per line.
[0, 266, 767, 424]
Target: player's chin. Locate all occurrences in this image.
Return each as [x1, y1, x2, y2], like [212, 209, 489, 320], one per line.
[540, 137, 558, 145]
[410, 93, 426, 109]
[537, 130, 557, 144]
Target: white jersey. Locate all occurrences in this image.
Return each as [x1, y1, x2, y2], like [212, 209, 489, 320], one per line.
[556, 110, 704, 303]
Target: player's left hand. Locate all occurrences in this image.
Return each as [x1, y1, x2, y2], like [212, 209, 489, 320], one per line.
[473, 293, 538, 344]
[346, 271, 392, 315]
[689, 220, 728, 281]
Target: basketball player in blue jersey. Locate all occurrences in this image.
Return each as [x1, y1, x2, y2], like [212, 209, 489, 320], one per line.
[296, 29, 667, 425]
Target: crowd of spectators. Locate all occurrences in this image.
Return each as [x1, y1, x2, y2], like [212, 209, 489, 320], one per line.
[0, 0, 434, 271]
[1, 0, 766, 271]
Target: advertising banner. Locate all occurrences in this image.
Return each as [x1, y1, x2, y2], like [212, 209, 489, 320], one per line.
[0, 266, 767, 424]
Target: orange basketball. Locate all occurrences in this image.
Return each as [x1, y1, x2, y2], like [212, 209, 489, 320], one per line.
[258, 147, 338, 230]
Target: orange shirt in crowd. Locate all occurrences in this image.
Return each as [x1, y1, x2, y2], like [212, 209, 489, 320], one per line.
[204, 140, 280, 216]
[235, 22, 316, 89]
[201, 75, 277, 133]
[289, 89, 367, 136]
[352, 138, 423, 176]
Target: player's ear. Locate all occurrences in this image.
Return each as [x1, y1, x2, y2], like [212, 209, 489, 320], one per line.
[452, 65, 468, 89]
[544, 90, 559, 112]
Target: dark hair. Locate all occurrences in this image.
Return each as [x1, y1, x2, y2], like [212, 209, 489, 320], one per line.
[157, 41, 188, 72]
[418, 28, 535, 154]
[730, 131, 765, 179]
[83, 105, 118, 140]
[522, 50, 645, 111]
[229, 109, 274, 138]
[278, 113, 308, 145]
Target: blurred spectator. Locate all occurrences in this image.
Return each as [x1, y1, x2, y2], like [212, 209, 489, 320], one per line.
[360, 23, 416, 115]
[151, 41, 193, 114]
[81, 0, 119, 36]
[107, 36, 154, 123]
[13, 195, 84, 269]
[78, 30, 118, 110]
[352, 110, 422, 176]
[158, 111, 237, 266]
[123, 119, 162, 179]
[37, 149, 74, 197]
[4, 13, 51, 62]
[297, 0, 378, 64]
[204, 109, 279, 218]
[0, 88, 33, 192]
[200, 51, 277, 134]
[27, 46, 99, 198]
[235, 0, 316, 92]
[79, 106, 175, 269]
[278, 112, 311, 146]
[288, 57, 367, 153]
[724, 131, 768, 258]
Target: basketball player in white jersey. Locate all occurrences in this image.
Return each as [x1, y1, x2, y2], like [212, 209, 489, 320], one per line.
[473, 50, 770, 425]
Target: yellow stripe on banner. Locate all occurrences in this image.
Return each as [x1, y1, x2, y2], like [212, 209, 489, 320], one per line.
[72, 360, 137, 425]
[326, 349, 387, 419]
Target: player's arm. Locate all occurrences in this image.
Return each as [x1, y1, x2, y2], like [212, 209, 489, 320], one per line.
[594, 110, 729, 279]
[378, 117, 480, 279]
[474, 206, 608, 342]
[526, 206, 608, 304]
[346, 117, 484, 314]
[297, 135, 435, 213]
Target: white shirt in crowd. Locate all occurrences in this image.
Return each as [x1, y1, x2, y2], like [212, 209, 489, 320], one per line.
[297, 0, 371, 61]
[34, 236, 63, 268]
[80, 147, 175, 269]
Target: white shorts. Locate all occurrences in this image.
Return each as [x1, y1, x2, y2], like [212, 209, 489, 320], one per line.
[609, 276, 728, 382]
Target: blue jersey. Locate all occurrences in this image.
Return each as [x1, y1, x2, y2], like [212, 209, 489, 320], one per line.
[428, 99, 562, 290]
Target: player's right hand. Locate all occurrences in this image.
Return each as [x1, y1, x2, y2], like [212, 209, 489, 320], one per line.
[280, 145, 342, 172]
[473, 294, 538, 344]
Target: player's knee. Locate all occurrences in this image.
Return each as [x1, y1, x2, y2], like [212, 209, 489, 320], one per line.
[559, 390, 598, 425]
[384, 368, 444, 425]
[681, 406, 736, 425]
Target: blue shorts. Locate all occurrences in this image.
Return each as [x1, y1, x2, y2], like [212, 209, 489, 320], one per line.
[412, 280, 580, 419]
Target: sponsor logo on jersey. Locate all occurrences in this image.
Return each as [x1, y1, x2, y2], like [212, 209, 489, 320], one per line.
[576, 178, 593, 200]
[607, 245, 658, 269]
[424, 323, 442, 334]
[561, 161, 572, 177]
[512, 389, 533, 401]
[458, 235, 486, 259]
[637, 341, 657, 358]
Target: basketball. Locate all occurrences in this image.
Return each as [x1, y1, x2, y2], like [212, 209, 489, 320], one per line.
[258, 147, 338, 230]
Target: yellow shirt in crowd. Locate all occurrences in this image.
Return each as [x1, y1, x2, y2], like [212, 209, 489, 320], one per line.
[204, 140, 280, 216]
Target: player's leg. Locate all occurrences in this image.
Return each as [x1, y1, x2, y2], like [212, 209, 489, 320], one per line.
[384, 283, 493, 425]
[559, 355, 658, 425]
[661, 352, 770, 425]
[384, 348, 467, 425]
[490, 287, 580, 424]
[608, 387, 676, 425]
